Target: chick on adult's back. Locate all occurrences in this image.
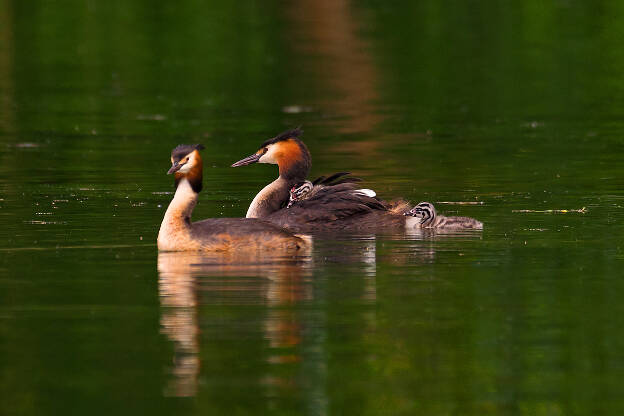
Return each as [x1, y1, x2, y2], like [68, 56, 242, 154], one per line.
[157, 144, 311, 252]
[231, 128, 410, 233]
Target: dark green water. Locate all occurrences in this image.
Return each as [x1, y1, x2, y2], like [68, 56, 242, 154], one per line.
[2, 1, 624, 414]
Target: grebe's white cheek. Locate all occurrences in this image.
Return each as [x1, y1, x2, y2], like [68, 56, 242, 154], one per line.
[177, 152, 196, 173]
[258, 145, 278, 164]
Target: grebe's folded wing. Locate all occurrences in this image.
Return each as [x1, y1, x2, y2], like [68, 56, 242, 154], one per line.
[283, 183, 388, 222]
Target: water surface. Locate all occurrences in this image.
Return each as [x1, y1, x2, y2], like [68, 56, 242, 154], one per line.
[1, 1, 624, 415]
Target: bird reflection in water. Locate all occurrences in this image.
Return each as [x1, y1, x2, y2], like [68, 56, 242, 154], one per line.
[157, 231, 482, 397]
[157, 248, 313, 397]
[158, 253, 200, 397]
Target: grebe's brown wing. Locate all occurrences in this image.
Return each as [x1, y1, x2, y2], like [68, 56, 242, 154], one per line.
[304, 184, 385, 209]
[274, 184, 388, 224]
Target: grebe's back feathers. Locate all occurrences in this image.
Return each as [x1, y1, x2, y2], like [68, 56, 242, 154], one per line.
[287, 173, 370, 211]
[181, 218, 311, 251]
[268, 180, 393, 231]
[190, 217, 307, 238]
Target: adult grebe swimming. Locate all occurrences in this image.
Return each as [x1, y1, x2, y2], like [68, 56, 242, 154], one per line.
[232, 129, 483, 233]
[157, 144, 311, 251]
[230, 129, 422, 233]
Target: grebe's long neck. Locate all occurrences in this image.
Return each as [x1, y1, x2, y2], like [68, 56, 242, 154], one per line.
[246, 176, 291, 218]
[164, 178, 198, 224]
[244, 137, 311, 218]
[158, 178, 199, 248]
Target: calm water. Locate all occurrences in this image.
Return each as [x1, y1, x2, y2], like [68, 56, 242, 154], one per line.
[2, 0, 624, 414]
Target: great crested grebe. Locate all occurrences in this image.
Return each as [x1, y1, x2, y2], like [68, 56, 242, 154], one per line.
[230, 128, 312, 218]
[231, 129, 418, 233]
[157, 144, 311, 251]
[405, 202, 483, 230]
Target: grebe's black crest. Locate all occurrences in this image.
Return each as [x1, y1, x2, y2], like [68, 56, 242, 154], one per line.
[172, 144, 205, 161]
[259, 127, 303, 148]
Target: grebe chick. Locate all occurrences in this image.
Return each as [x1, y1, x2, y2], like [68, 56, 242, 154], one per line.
[231, 128, 412, 233]
[287, 175, 376, 208]
[287, 180, 313, 208]
[405, 202, 483, 230]
[157, 144, 311, 252]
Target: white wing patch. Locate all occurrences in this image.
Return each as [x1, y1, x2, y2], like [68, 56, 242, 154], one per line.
[353, 189, 376, 198]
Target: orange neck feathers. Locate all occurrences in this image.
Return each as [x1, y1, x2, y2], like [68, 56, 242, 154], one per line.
[276, 139, 311, 181]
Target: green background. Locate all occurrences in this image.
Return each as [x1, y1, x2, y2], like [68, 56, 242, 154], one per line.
[1, 1, 623, 414]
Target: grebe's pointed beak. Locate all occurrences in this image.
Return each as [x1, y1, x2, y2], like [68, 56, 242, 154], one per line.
[167, 162, 181, 174]
[231, 153, 261, 167]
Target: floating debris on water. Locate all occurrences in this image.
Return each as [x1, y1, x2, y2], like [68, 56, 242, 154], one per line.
[282, 105, 313, 114]
[513, 207, 588, 214]
[437, 201, 484, 205]
[523, 121, 543, 128]
[13, 142, 40, 148]
[137, 114, 167, 121]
